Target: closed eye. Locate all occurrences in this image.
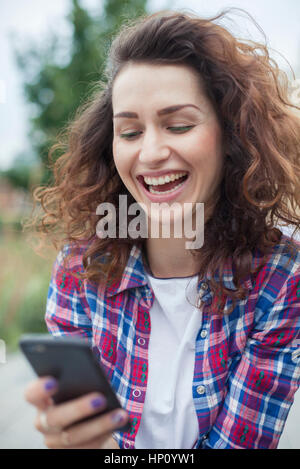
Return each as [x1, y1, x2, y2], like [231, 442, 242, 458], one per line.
[168, 126, 195, 133]
[119, 126, 195, 140]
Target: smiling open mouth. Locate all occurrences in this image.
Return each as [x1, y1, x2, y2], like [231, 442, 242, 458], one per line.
[138, 173, 189, 194]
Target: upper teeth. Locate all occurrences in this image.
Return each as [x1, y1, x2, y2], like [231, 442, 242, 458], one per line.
[143, 172, 187, 186]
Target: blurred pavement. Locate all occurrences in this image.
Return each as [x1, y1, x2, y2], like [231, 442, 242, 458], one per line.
[0, 351, 299, 449]
[0, 352, 45, 449]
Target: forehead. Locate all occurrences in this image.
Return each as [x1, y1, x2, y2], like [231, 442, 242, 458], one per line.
[112, 62, 206, 107]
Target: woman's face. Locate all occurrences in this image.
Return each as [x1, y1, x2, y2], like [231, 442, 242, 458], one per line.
[112, 62, 224, 224]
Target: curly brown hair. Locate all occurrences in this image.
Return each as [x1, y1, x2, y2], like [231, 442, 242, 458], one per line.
[27, 8, 300, 315]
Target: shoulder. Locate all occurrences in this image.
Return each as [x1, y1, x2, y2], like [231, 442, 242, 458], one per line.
[252, 234, 300, 312]
[53, 242, 87, 275]
[51, 241, 93, 292]
[254, 234, 300, 279]
[52, 240, 112, 291]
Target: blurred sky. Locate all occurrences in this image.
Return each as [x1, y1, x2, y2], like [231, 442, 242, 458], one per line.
[0, 0, 300, 170]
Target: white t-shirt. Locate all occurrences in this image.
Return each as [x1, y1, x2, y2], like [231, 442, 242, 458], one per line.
[135, 272, 202, 449]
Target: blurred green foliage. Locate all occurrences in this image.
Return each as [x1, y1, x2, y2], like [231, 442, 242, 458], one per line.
[0, 0, 150, 349]
[4, 0, 148, 188]
[1, 166, 32, 191]
[0, 235, 55, 352]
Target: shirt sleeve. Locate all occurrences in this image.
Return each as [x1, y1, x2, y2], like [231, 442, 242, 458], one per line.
[45, 246, 93, 345]
[202, 271, 300, 449]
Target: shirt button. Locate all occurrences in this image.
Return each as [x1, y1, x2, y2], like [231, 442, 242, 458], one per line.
[197, 385, 205, 395]
[200, 330, 207, 339]
[133, 389, 142, 398]
[200, 282, 208, 291]
[138, 338, 146, 346]
[124, 441, 131, 449]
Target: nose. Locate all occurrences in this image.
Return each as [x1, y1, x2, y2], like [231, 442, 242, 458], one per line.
[139, 127, 170, 166]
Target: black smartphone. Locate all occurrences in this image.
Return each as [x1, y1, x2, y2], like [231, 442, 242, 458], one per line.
[19, 333, 131, 432]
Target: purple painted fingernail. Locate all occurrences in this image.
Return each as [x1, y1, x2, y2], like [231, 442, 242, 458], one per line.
[111, 411, 127, 425]
[90, 396, 106, 409]
[44, 378, 57, 391]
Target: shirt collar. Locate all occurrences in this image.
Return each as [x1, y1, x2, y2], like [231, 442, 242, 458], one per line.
[106, 244, 253, 297]
[106, 244, 149, 297]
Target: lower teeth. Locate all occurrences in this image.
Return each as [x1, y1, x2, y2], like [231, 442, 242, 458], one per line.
[149, 180, 185, 195]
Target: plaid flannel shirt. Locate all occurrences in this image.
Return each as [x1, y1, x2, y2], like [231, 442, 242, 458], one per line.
[45, 235, 300, 449]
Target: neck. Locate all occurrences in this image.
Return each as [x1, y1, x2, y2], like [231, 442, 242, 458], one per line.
[144, 237, 200, 278]
[142, 196, 218, 278]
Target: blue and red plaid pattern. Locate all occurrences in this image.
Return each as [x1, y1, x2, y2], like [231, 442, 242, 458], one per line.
[45, 235, 300, 449]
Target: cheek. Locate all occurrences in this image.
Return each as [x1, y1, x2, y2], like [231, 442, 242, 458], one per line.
[201, 125, 222, 153]
[112, 142, 128, 177]
[193, 127, 223, 173]
[112, 140, 120, 167]
[112, 142, 138, 195]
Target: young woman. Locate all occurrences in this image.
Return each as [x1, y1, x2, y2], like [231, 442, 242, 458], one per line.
[24, 9, 300, 449]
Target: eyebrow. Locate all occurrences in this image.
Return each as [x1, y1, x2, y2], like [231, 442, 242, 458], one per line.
[113, 104, 200, 119]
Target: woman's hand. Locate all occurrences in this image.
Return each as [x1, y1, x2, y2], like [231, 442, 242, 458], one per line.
[24, 376, 127, 449]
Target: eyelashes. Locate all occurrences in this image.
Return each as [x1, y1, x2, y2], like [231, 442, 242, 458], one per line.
[119, 126, 195, 140]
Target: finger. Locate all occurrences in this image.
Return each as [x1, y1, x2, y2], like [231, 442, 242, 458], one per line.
[24, 376, 58, 410]
[71, 435, 119, 449]
[34, 409, 62, 435]
[39, 392, 108, 431]
[44, 408, 128, 448]
[45, 434, 113, 450]
[64, 408, 128, 446]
